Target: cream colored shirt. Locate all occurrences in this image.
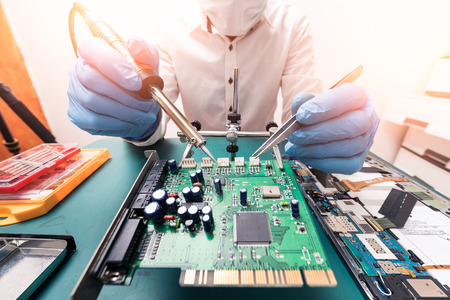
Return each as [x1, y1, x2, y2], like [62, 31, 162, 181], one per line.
[138, 0, 322, 146]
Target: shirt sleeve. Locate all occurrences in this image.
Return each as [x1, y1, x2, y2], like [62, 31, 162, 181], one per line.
[280, 14, 322, 122]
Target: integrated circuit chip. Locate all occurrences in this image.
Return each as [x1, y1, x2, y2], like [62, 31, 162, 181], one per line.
[233, 212, 272, 246]
[262, 186, 281, 198]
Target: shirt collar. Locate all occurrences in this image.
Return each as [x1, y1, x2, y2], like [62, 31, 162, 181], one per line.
[188, 4, 274, 34]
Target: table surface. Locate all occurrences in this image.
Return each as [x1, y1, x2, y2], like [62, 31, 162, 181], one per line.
[0, 137, 365, 300]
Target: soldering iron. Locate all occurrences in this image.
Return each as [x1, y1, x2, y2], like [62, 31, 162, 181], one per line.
[68, 2, 217, 162]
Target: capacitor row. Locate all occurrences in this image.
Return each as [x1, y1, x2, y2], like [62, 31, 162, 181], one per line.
[143, 188, 214, 233]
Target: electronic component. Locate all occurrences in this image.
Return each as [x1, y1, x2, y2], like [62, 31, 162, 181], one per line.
[185, 219, 196, 232]
[191, 186, 203, 202]
[324, 215, 359, 233]
[182, 186, 193, 202]
[202, 214, 212, 233]
[356, 234, 397, 260]
[201, 157, 213, 168]
[290, 199, 300, 218]
[214, 178, 222, 195]
[151, 189, 168, 208]
[217, 158, 230, 167]
[378, 189, 417, 227]
[240, 188, 247, 206]
[406, 278, 449, 298]
[181, 158, 197, 169]
[336, 200, 374, 233]
[190, 172, 198, 184]
[249, 156, 260, 166]
[167, 159, 179, 174]
[262, 186, 281, 198]
[188, 205, 200, 224]
[378, 261, 401, 275]
[233, 212, 272, 246]
[196, 169, 205, 184]
[165, 197, 178, 214]
[342, 176, 409, 191]
[201, 206, 213, 223]
[144, 202, 165, 225]
[177, 206, 188, 223]
[234, 157, 245, 167]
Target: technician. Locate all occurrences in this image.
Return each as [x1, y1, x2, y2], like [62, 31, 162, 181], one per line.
[67, 0, 379, 174]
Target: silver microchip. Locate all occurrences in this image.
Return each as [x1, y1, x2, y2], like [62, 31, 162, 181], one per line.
[406, 278, 448, 298]
[262, 186, 281, 198]
[233, 212, 272, 246]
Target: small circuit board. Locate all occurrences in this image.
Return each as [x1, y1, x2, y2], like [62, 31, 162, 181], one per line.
[91, 154, 336, 288]
[293, 156, 450, 299]
[137, 157, 335, 287]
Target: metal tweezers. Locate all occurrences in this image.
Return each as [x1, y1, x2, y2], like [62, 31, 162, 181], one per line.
[252, 65, 363, 158]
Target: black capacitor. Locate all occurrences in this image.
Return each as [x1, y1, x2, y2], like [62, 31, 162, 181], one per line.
[240, 188, 247, 206]
[190, 172, 199, 184]
[151, 189, 168, 209]
[166, 197, 178, 214]
[177, 206, 189, 223]
[202, 214, 212, 233]
[191, 186, 203, 202]
[201, 205, 213, 223]
[196, 169, 205, 184]
[185, 219, 196, 232]
[188, 205, 200, 224]
[182, 187, 193, 202]
[290, 199, 300, 218]
[144, 202, 164, 225]
[214, 178, 223, 195]
[168, 159, 179, 174]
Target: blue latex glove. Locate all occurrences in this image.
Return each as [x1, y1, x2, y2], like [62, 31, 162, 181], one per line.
[67, 37, 161, 140]
[285, 83, 379, 174]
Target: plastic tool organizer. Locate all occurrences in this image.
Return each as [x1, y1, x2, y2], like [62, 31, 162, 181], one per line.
[0, 146, 110, 226]
[0, 144, 80, 193]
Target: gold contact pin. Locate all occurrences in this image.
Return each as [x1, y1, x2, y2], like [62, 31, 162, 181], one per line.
[255, 270, 266, 285]
[304, 270, 337, 287]
[240, 270, 254, 285]
[184, 269, 196, 285]
[284, 270, 304, 286]
[267, 270, 275, 285]
[181, 269, 306, 287]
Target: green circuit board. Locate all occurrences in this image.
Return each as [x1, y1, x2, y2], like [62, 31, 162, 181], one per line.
[135, 158, 336, 287]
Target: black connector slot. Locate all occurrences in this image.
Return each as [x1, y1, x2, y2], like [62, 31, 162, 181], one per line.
[408, 249, 424, 265]
[100, 218, 147, 284]
[95, 158, 167, 283]
[130, 160, 168, 217]
[72, 152, 160, 300]
[386, 228, 399, 240]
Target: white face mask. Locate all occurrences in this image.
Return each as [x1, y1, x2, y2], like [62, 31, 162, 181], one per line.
[198, 0, 268, 37]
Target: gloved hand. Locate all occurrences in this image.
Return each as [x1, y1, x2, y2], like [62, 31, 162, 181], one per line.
[67, 37, 161, 141]
[285, 83, 379, 174]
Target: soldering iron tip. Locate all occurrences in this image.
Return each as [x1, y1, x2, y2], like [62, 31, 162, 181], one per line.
[200, 145, 217, 163]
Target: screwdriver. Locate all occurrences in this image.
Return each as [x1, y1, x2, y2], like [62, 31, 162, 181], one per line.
[70, 2, 216, 162]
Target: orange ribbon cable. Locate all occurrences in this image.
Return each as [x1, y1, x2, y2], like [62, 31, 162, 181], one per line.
[342, 177, 409, 191]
